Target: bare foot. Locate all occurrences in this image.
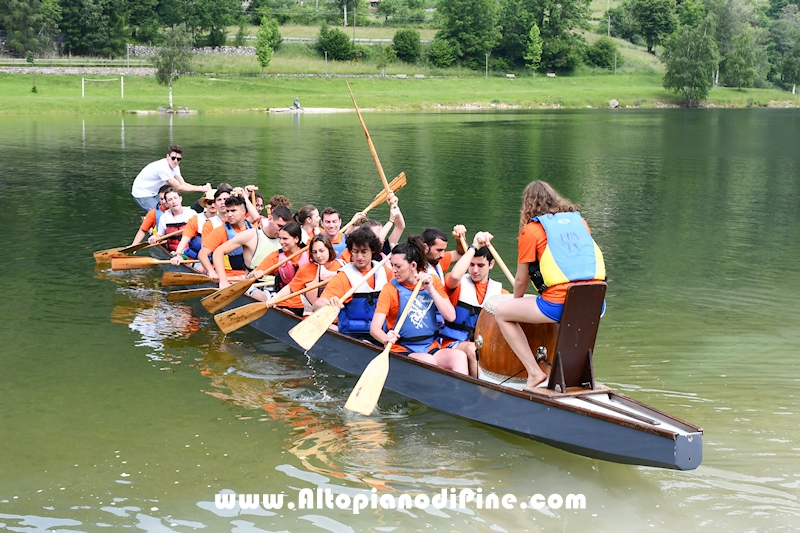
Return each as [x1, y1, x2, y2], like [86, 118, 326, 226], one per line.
[522, 372, 547, 392]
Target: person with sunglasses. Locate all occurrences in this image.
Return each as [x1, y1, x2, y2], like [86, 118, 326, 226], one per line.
[131, 145, 211, 212]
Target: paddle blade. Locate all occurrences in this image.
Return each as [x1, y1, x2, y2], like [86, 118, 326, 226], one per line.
[93, 247, 124, 263]
[201, 278, 257, 313]
[161, 272, 212, 287]
[111, 256, 159, 271]
[344, 348, 390, 415]
[214, 301, 268, 334]
[166, 288, 219, 302]
[288, 305, 340, 351]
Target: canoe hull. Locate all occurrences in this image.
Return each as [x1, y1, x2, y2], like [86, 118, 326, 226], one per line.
[152, 249, 703, 470]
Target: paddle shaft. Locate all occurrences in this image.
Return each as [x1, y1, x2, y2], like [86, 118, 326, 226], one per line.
[347, 81, 392, 197]
[273, 278, 330, 306]
[339, 253, 391, 302]
[486, 243, 516, 286]
[389, 280, 423, 341]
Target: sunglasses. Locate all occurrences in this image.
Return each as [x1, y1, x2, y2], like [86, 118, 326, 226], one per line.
[170, 156, 182, 161]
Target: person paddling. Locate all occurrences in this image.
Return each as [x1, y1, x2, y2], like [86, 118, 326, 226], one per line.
[422, 225, 468, 281]
[210, 205, 292, 290]
[440, 232, 507, 378]
[314, 228, 393, 338]
[370, 236, 468, 375]
[494, 180, 606, 391]
[130, 184, 170, 246]
[248, 221, 310, 314]
[147, 188, 197, 252]
[173, 189, 217, 259]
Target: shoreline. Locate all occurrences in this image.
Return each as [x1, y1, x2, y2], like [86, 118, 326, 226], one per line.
[2, 70, 798, 114]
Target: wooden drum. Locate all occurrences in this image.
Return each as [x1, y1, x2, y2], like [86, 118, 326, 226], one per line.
[475, 294, 559, 382]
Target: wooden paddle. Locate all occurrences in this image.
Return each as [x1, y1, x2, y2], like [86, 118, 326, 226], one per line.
[214, 279, 331, 334]
[111, 256, 199, 271]
[347, 81, 392, 197]
[485, 242, 516, 285]
[344, 280, 423, 416]
[93, 229, 183, 263]
[288, 253, 392, 351]
[160, 271, 212, 286]
[200, 245, 310, 313]
[167, 281, 271, 302]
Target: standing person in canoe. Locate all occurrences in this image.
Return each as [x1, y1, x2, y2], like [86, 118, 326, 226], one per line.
[495, 180, 606, 391]
[370, 236, 468, 375]
[248, 221, 310, 315]
[266, 234, 345, 315]
[130, 145, 211, 212]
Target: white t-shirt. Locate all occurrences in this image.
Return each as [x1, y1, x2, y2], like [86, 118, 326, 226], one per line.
[157, 207, 197, 236]
[132, 158, 180, 198]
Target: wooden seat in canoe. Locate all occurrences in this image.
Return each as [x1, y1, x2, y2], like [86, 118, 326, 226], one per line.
[547, 281, 607, 393]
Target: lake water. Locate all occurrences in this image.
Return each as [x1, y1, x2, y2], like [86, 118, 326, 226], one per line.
[1, 109, 799, 532]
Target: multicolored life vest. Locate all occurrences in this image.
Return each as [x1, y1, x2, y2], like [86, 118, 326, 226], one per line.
[224, 220, 253, 271]
[527, 212, 606, 292]
[440, 275, 503, 342]
[187, 212, 221, 258]
[337, 262, 389, 335]
[274, 249, 310, 291]
[391, 279, 438, 354]
[331, 233, 347, 257]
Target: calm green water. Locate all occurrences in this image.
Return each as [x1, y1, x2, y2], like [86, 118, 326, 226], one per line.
[1, 109, 799, 532]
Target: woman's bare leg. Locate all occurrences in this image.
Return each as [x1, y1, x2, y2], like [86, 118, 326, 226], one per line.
[433, 348, 468, 375]
[495, 298, 555, 390]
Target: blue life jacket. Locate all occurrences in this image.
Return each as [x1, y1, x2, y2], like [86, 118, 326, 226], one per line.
[425, 262, 446, 330]
[528, 212, 606, 292]
[391, 279, 438, 354]
[331, 233, 347, 257]
[154, 207, 163, 233]
[337, 263, 389, 335]
[225, 220, 252, 271]
[440, 274, 503, 342]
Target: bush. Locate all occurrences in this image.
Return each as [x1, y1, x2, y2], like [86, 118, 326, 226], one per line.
[427, 37, 455, 68]
[585, 37, 621, 69]
[393, 29, 421, 63]
[318, 23, 354, 61]
[541, 36, 584, 72]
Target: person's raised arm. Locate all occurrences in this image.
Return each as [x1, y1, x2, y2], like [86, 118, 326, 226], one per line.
[423, 273, 456, 322]
[449, 224, 467, 263]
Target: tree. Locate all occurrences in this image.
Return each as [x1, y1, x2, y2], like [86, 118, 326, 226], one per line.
[726, 27, 758, 88]
[427, 37, 456, 68]
[705, 0, 751, 86]
[605, 1, 640, 44]
[393, 28, 421, 63]
[663, 21, 720, 105]
[153, 24, 194, 109]
[630, 0, 677, 53]
[126, 0, 158, 43]
[436, 0, 501, 68]
[679, 0, 706, 28]
[496, 0, 590, 69]
[523, 23, 542, 72]
[255, 17, 281, 74]
[60, 0, 128, 57]
[0, 0, 46, 55]
[781, 37, 800, 93]
[586, 36, 619, 69]
[317, 23, 353, 60]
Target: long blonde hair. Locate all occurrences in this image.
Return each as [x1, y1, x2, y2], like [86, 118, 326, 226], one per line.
[519, 181, 579, 230]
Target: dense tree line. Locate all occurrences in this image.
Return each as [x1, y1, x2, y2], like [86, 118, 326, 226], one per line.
[604, 0, 800, 101]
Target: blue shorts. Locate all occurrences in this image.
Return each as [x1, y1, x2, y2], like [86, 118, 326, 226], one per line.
[536, 297, 564, 321]
[536, 296, 607, 322]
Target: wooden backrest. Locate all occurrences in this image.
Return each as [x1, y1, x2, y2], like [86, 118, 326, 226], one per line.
[547, 282, 607, 392]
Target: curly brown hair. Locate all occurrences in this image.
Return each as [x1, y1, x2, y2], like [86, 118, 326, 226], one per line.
[519, 181, 579, 230]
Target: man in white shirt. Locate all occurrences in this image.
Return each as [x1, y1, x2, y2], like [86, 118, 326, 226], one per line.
[131, 145, 211, 212]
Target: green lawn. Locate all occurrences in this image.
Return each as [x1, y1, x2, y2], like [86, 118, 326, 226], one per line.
[2, 71, 797, 114]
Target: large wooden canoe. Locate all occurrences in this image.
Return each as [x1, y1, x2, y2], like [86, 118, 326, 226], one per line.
[148, 247, 703, 470]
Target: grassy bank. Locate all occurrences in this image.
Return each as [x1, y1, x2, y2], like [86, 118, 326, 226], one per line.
[1, 70, 798, 114]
